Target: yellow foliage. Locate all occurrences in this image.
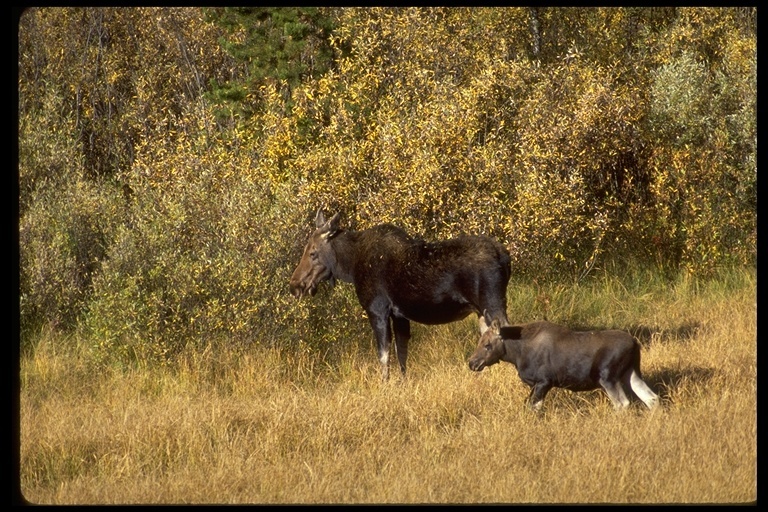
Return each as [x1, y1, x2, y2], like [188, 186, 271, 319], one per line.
[19, 7, 755, 358]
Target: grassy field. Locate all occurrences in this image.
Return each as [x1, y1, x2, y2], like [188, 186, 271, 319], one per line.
[18, 267, 756, 504]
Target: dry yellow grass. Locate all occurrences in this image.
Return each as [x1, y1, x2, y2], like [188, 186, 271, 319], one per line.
[19, 269, 756, 504]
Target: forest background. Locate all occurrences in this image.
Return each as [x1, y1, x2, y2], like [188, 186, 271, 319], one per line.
[19, 6, 755, 371]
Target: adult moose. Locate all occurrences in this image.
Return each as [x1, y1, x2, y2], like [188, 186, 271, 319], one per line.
[468, 319, 660, 412]
[290, 210, 511, 381]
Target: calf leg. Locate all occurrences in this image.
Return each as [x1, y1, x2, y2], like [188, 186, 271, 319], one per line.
[628, 369, 660, 410]
[527, 382, 552, 412]
[600, 378, 631, 410]
[392, 316, 411, 378]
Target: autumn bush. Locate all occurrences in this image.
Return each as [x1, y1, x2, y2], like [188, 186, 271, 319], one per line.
[18, 7, 756, 366]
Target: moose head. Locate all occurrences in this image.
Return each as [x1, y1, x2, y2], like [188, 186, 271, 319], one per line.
[289, 210, 342, 299]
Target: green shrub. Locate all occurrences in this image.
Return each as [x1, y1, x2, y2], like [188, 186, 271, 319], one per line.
[20, 178, 125, 346]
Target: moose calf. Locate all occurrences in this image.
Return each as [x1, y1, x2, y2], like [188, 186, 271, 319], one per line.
[468, 320, 659, 412]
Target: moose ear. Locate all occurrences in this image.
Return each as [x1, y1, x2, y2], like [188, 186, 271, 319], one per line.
[327, 212, 341, 233]
[490, 319, 501, 331]
[321, 212, 341, 240]
[315, 209, 326, 228]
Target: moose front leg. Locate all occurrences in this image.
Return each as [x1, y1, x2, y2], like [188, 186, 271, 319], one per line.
[392, 316, 411, 378]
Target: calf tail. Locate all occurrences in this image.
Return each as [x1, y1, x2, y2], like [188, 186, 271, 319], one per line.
[632, 340, 643, 377]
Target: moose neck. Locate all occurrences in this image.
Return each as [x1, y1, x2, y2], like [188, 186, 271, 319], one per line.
[501, 338, 524, 366]
[327, 230, 357, 284]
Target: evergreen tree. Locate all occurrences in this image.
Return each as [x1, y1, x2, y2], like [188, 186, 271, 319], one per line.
[204, 7, 338, 120]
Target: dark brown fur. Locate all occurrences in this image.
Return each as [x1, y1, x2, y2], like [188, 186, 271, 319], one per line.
[290, 211, 511, 380]
[468, 319, 659, 411]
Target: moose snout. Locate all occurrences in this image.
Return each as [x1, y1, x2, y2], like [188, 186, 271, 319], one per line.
[289, 279, 304, 299]
[289, 278, 317, 299]
[468, 358, 486, 372]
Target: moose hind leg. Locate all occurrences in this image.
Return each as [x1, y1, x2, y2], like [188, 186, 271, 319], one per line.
[628, 369, 660, 410]
[392, 316, 411, 378]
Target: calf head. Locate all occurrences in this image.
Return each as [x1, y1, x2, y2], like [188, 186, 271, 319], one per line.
[289, 210, 342, 299]
[468, 319, 507, 371]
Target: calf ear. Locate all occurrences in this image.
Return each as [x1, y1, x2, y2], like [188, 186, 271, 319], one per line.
[482, 310, 501, 331]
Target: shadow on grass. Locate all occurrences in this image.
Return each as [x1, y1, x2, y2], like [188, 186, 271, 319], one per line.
[645, 364, 716, 407]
